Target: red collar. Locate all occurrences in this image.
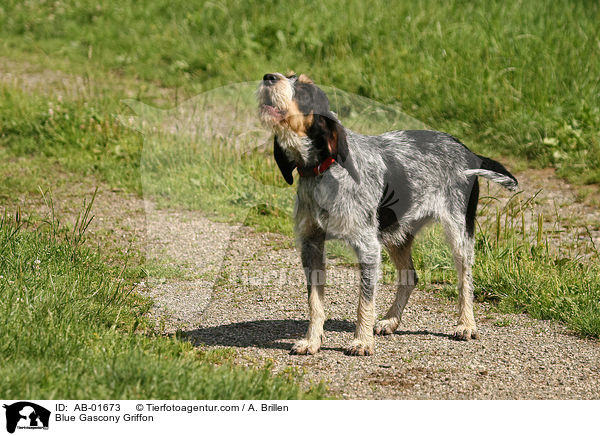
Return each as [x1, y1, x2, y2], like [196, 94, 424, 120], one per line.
[297, 156, 336, 177]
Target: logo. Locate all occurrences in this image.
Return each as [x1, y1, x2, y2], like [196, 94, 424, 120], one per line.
[3, 402, 50, 434]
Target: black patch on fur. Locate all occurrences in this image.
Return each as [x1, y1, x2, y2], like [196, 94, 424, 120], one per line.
[441, 132, 473, 152]
[295, 81, 339, 164]
[377, 164, 411, 232]
[477, 154, 518, 185]
[403, 130, 448, 146]
[306, 113, 338, 163]
[273, 136, 296, 185]
[378, 183, 400, 232]
[294, 81, 330, 117]
[465, 177, 479, 238]
[293, 81, 359, 182]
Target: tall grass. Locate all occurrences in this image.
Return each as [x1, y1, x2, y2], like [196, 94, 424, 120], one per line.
[0, 84, 143, 193]
[1, 0, 599, 182]
[473, 190, 600, 337]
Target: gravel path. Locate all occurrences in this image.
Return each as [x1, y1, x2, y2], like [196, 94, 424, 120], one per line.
[185, 222, 600, 400]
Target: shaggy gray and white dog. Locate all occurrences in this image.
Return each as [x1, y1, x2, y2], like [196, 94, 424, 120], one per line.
[257, 72, 518, 356]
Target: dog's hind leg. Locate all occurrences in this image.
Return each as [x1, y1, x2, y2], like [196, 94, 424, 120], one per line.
[346, 233, 381, 356]
[291, 230, 327, 355]
[444, 221, 479, 340]
[374, 235, 417, 335]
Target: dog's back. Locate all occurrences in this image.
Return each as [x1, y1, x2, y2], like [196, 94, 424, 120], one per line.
[342, 129, 517, 240]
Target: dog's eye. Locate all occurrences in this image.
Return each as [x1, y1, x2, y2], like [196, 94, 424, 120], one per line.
[287, 74, 298, 80]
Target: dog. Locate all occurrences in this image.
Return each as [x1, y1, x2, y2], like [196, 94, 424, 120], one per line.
[257, 72, 518, 356]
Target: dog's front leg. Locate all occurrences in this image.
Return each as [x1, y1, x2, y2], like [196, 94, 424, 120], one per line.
[346, 235, 381, 356]
[290, 231, 326, 355]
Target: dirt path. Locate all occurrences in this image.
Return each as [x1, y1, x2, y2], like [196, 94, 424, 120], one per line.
[2, 58, 599, 399]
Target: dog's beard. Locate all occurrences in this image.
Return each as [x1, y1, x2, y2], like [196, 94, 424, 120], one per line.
[257, 80, 313, 165]
[259, 103, 285, 126]
[257, 80, 293, 128]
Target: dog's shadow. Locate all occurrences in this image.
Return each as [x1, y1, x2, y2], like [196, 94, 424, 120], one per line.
[184, 319, 352, 351]
[183, 319, 453, 351]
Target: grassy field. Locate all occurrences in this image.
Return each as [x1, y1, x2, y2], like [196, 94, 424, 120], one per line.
[1, 0, 599, 182]
[1, 0, 599, 399]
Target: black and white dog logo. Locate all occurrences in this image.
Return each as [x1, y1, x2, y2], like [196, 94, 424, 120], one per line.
[3, 402, 50, 434]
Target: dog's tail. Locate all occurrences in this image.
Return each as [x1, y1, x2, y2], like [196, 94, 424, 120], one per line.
[464, 155, 519, 191]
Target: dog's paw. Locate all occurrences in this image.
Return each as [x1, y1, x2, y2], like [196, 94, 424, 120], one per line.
[374, 319, 398, 336]
[453, 324, 479, 341]
[290, 339, 321, 355]
[344, 339, 374, 356]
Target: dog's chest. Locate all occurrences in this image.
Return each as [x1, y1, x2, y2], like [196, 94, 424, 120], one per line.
[295, 172, 375, 238]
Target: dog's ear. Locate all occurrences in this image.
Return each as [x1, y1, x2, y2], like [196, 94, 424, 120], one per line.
[273, 135, 296, 185]
[325, 116, 360, 184]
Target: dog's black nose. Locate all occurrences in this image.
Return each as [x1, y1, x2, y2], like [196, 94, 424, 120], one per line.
[263, 73, 279, 84]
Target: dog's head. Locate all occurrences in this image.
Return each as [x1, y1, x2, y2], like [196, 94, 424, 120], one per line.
[257, 72, 358, 185]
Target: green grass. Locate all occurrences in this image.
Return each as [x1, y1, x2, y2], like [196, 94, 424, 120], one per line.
[472, 197, 600, 338]
[0, 85, 143, 194]
[1, 0, 599, 182]
[0, 209, 325, 398]
[476, 237, 600, 338]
